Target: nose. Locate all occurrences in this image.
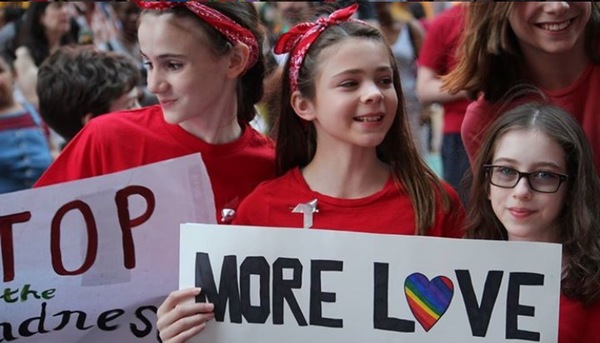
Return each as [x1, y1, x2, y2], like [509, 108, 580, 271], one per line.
[361, 82, 384, 104]
[544, 2, 570, 15]
[146, 69, 167, 95]
[512, 176, 533, 200]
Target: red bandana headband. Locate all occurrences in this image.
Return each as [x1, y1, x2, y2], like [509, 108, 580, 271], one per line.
[134, 0, 259, 73]
[273, 3, 361, 92]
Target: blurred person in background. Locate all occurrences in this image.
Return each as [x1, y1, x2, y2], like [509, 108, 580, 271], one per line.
[37, 45, 141, 149]
[8, 2, 78, 108]
[416, 3, 470, 198]
[375, 2, 428, 156]
[0, 52, 51, 193]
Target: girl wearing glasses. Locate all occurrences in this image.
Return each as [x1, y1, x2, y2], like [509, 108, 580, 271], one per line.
[466, 102, 600, 343]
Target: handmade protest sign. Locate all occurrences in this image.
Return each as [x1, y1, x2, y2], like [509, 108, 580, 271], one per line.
[1, 154, 215, 342]
[180, 224, 562, 343]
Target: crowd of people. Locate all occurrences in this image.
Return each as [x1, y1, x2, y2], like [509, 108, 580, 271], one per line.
[0, 2, 598, 342]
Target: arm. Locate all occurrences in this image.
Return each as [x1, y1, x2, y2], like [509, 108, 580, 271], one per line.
[416, 6, 468, 106]
[14, 46, 39, 108]
[156, 288, 215, 343]
[416, 66, 468, 105]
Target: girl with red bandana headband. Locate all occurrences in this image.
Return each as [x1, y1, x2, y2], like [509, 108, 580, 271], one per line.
[156, 4, 465, 342]
[34, 1, 276, 223]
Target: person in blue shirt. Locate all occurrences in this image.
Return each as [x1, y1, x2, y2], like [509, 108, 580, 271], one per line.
[0, 52, 52, 193]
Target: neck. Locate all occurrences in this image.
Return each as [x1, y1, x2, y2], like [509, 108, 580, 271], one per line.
[179, 100, 243, 144]
[0, 100, 20, 115]
[302, 144, 390, 199]
[46, 31, 63, 53]
[507, 225, 560, 244]
[522, 39, 589, 90]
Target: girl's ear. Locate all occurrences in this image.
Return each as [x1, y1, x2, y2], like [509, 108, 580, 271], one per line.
[291, 90, 316, 121]
[226, 43, 250, 79]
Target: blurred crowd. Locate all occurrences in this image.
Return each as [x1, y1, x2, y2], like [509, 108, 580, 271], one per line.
[0, 1, 461, 194]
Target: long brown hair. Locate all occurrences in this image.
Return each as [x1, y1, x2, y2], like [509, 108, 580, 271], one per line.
[274, 21, 450, 235]
[443, 2, 600, 102]
[467, 102, 600, 303]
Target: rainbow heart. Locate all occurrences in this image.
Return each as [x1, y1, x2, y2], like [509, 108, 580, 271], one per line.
[404, 273, 454, 332]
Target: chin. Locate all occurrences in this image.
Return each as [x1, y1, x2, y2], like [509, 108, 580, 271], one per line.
[162, 112, 182, 125]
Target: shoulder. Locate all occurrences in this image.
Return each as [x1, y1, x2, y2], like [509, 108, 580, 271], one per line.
[231, 125, 275, 165]
[234, 169, 299, 225]
[87, 105, 164, 131]
[465, 97, 493, 116]
[559, 294, 600, 343]
[240, 170, 298, 208]
[63, 105, 165, 159]
[430, 5, 465, 28]
[244, 124, 275, 150]
[245, 169, 297, 199]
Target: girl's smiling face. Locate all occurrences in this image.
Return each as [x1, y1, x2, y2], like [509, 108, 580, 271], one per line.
[138, 13, 233, 125]
[488, 129, 568, 243]
[293, 37, 398, 151]
[509, 2, 591, 57]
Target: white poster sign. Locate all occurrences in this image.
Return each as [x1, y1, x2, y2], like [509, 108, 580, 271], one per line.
[180, 224, 562, 343]
[1, 154, 215, 342]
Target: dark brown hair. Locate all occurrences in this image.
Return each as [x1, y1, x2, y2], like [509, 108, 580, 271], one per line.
[17, 3, 77, 66]
[37, 45, 140, 141]
[274, 20, 451, 235]
[467, 102, 600, 303]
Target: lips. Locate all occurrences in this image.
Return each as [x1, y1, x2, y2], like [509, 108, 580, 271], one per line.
[353, 114, 384, 123]
[537, 19, 572, 32]
[508, 208, 535, 219]
[159, 99, 176, 108]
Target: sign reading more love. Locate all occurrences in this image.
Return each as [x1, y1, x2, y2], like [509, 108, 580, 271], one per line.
[179, 224, 562, 343]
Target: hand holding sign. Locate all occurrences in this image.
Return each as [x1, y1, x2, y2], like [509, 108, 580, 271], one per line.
[156, 288, 215, 343]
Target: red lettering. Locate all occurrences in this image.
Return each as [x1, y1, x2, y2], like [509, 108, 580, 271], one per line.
[115, 186, 155, 269]
[0, 212, 31, 282]
[50, 201, 98, 275]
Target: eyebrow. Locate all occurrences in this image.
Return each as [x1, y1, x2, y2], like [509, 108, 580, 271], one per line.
[491, 157, 563, 170]
[332, 66, 393, 78]
[140, 51, 186, 60]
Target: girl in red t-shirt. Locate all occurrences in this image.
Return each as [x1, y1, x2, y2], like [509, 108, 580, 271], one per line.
[157, 4, 466, 343]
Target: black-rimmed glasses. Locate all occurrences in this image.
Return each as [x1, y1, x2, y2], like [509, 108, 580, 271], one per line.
[483, 165, 568, 193]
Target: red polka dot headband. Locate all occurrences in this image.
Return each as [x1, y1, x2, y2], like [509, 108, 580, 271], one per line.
[273, 3, 361, 92]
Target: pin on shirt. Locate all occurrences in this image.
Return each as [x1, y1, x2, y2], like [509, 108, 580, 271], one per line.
[292, 199, 318, 229]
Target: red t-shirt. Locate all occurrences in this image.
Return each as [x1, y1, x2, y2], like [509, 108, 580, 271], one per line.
[559, 294, 600, 343]
[417, 4, 470, 134]
[233, 167, 464, 238]
[34, 105, 277, 222]
[462, 63, 600, 171]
